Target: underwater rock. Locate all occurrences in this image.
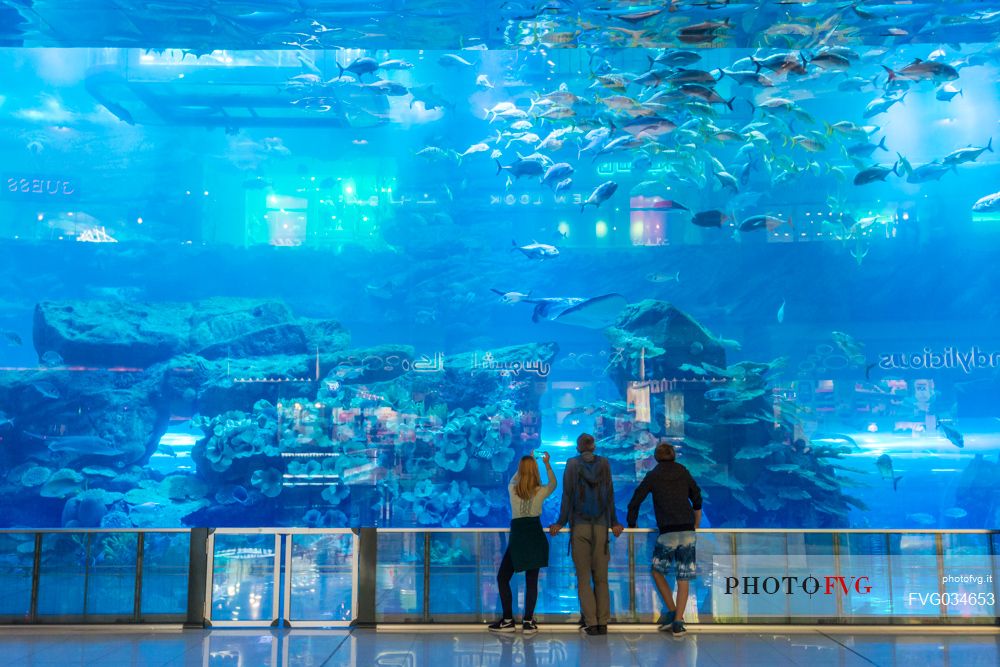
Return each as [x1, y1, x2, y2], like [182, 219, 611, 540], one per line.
[300, 318, 351, 354]
[61, 489, 119, 527]
[146, 352, 338, 416]
[437, 342, 558, 411]
[33, 301, 191, 366]
[33, 299, 339, 367]
[195, 355, 322, 415]
[40, 469, 84, 498]
[319, 344, 416, 387]
[607, 300, 726, 388]
[197, 322, 308, 360]
[1, 369, 166, 469]
[191, 299, 307, 359]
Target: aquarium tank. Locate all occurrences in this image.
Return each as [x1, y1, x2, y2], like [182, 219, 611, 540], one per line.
[0, 0, 998, 533]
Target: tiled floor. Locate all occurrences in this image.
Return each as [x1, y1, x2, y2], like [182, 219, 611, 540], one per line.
[0, 628, 997, 666]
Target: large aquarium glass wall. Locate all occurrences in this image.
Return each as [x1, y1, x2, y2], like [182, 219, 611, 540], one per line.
[0, 1, 999, 531]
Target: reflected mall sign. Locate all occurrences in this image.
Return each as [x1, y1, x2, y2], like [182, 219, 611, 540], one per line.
[4, 174, 78, 198]
[488, 192, 583, 206]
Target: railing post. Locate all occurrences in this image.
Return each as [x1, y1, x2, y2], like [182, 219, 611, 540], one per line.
[884, 533, 895, 623]
[184, 528, 210, 629]
[475, 532, 482, 623]
[353, 528, 378, 628]
[29, 532, 41, 624]
[832, 533, 844, 623]
[82, 533, 92, 618]
[731, 532, 740, 621]
[627, 531, 637, 623]
[936, 533, 947, 621]
[989, 532, 999, 627]
[422, 532, 431, 623]
[133, 532, 145, 623]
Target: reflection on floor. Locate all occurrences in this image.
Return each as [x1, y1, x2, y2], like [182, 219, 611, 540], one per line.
[0, 628, 997, 666]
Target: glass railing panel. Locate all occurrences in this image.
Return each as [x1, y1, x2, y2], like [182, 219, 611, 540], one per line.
[141, 532, 191, 616]
[939, 533, 995, 620]
[889, 533, 940, 619]
[428, 532, 478, 619]
[729, 532, 793, 621]
[785, 532, 838, 621]
[289, 533, 354, 623]
[375, 532, 424, 620]
[85, 532, 137, 616]
[838, 532, 893, 619]
[0, 533, 35, 620]
[211, 533, 277, 623]
[36, 533, 88, 617]
[630, 530, 723, 624]
[476, 529, 633, 622]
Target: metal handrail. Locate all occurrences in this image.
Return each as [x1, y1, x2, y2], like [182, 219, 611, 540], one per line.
[1, 527, 995, 534]
[1, 526, 997, 627]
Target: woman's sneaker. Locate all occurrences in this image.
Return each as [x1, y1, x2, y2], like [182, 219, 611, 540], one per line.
[522, 619, 538, 636]
[671, 620, 687, 638]
[657, 610, 676, 632]
[488, 618, 516, 633]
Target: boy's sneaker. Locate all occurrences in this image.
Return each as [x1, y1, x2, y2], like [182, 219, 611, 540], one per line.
[671, 620, 687, 638]
[488, 618, 516, 633]
[522, 619, 538, 636]
[657, 610, 676, 632]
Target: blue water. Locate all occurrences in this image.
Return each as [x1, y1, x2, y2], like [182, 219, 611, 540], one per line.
[0, 4, 999, 530]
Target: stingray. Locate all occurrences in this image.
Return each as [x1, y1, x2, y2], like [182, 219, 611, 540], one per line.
[525, 293, 628, 329]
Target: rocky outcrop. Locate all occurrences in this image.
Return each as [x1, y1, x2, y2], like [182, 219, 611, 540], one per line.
[33, 301, 189, 367]
[33, 299, 351, 367]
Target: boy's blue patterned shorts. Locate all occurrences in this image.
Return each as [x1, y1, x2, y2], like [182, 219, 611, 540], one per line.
[652, 531, 697, 580]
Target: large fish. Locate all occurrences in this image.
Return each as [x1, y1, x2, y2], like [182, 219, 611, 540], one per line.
[523, 294, 628, 328]
[853, 162, 898, 185]
[581, 181, 618, 211]
[511, 240, 559, 260]
[541, 162, 574, 187]
[691, 210, 729, 227]
[25, 432, 122, 457]
[864, 93, 906, 118]
[337, 56, 379, 80]
[897, 154, 952, 183]
[496, 156, 546, 180]
[973, 191, 1000, 212]
[942, 139, 993, 166]
[883, 59, 959, 82]
[876, 454, 903, 491]
[938, 421, 965, 448]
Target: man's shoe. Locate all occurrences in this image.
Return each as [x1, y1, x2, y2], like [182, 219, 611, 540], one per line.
[522, 619, 538, 636]
[581, 625, 603, 636]
[671, 620, 687, 638]
[657, 610, 676, 632]
[488, 618, 516, 633]
[597, 625, 608, 635]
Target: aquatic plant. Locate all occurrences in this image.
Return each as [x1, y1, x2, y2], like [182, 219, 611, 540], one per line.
[100, 511, 132, 529]
[321, 482, 350, 505]
[250, 467, 284, 498]
[160, 475, 208, 502]
[39, 469, 84, 498]
[20, 466, 52, 487]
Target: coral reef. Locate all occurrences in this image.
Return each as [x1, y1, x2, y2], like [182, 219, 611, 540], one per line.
[599, 299, 860, 528]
